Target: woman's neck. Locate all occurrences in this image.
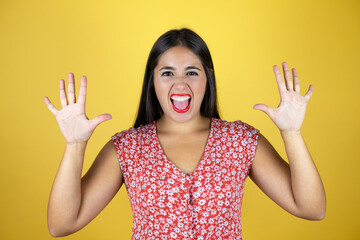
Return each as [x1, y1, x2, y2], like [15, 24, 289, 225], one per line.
[156, 115, 211, 135]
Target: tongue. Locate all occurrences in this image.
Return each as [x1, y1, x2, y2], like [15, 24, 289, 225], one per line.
[173, 100, 189, 110]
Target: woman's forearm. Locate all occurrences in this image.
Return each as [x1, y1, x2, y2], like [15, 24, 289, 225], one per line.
[47, 142, 87, 236]
[280, 130, 326, 220]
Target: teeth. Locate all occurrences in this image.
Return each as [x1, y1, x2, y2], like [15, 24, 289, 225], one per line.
[170, 95, 190, 101]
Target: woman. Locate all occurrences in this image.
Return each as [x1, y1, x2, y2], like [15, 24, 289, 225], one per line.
[44, 28, 326, 239]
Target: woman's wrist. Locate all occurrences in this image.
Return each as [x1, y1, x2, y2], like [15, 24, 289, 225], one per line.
[280, 129, 302, 140]
[65, 141, 88, 152]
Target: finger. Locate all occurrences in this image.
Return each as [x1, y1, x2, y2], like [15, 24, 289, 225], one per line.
[253, 104, 275, 120]
[59, 79, 68, 107]
[68, 72, 76, 104]
[44, 96, 59, 115]
[273, 65, 287, 98]
[89, 114, 112, 130]
[304, 84, 314, 101]
[292, 68, 300, 93]
[77, 76, 87, 105]
[282, 62, 293, 91]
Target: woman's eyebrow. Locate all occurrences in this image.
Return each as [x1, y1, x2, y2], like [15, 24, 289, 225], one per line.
[185, 66, 201, 71]
[159, 66, 175, 71]
[158, 66, 201, 71]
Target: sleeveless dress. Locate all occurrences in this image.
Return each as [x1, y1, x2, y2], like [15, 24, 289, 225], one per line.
[111, 118, 259, 240]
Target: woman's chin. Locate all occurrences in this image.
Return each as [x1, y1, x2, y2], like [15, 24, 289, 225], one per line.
[164, 108, 199, 123]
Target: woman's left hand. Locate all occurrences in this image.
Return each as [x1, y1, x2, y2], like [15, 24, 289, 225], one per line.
[253, 62, 313, 133]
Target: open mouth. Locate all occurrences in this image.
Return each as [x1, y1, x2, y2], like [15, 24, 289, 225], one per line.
[170, 94, 191, 113]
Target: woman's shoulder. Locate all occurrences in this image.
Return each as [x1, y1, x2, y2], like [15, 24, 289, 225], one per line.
[111, 122, 154, 141]
[212, 118, 260, 147]
[213, 118, 259, 134]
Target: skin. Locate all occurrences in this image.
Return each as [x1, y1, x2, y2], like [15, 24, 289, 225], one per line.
[251, 64, 326, 219]
[44, 47, 326, 237]
[153, 46, 212, 174]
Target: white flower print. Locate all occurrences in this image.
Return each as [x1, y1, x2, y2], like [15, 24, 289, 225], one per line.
[111, 118, 259, 240]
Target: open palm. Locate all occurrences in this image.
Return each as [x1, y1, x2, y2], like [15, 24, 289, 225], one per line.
[253, 62, 313, 133]
[44, 73, 112, 144]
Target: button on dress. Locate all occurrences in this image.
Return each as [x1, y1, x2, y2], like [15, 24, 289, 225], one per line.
[111, 118, 259, 240]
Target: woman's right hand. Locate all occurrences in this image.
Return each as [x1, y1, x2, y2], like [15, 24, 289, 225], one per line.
[44, 73, 112, 145]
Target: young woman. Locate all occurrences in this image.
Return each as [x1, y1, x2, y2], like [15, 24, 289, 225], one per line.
[44, 28, 326, 239]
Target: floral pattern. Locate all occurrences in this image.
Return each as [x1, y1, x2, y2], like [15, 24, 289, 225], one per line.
[111, 118, 259, 239]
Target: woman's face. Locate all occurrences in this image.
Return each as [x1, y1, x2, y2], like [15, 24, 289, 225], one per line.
[154, 46, 207, 123]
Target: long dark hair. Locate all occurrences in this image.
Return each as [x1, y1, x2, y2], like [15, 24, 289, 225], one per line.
[134, 28, 220, 128]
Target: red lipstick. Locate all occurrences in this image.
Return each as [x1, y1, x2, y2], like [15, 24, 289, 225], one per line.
[170, 94, 191, 113]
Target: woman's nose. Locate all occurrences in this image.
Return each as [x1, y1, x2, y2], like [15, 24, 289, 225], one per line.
[173, 77, 188, 90]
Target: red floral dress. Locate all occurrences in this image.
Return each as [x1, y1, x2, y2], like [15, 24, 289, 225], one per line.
[111, 118, 259, 240]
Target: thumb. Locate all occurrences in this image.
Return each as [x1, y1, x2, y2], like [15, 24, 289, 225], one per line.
[253, 104, 275, 119]
[89, 113, 112, 130]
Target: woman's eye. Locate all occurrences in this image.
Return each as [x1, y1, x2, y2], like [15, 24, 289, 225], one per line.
[187, 71, 198, 76]
[161, 71, 173, 76]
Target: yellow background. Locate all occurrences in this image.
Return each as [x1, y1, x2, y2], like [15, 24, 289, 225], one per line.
[0, 0, 359, 239]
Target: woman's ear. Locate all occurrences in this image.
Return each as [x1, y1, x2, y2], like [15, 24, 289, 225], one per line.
[210, 68, 213, 73]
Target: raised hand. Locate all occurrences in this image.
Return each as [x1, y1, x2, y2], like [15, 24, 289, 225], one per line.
[44, 73, 112, 144]
[253, 62, 313, 133]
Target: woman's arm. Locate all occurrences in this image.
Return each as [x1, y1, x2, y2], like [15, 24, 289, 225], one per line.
[47, 140, 123, 237]
[249, 132, 325, 220]
[45, 73, 122, 236]
[250, 62, 326, 220]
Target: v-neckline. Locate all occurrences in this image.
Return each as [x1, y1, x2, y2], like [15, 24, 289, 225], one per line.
[153, 118, 214, 177]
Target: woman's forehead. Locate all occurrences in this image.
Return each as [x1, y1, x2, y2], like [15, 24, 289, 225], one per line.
[156, 46, 202, 69]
